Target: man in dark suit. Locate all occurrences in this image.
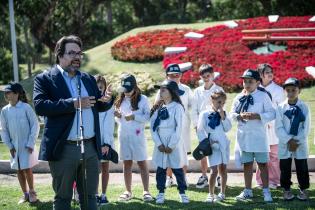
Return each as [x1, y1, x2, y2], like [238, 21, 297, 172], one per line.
[33, 35, 113, 210]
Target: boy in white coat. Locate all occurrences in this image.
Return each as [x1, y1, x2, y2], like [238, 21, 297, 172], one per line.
[155, 63, 193, 187]
[275, 78, 310, 201]
[197, 90, 232, 202]
[230, 69, 275, 202]
[151, 80, 189, 204]
[192, 64, 224, 189]
[256, 63, 285, 188]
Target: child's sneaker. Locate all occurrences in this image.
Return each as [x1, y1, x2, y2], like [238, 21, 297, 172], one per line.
[214, 192, 225, 202]
[235, 189, 253, 201]
[297, 189, 308, 201]
[283, 190, 294, 201]
[18, 192, 29, 204]
[98, 194, 109, 205]
[196, 175, 208, 189]
[263, 189, 273, 203]
[29, 190, 38, 203]
[156, 193, 165, 204]
[205, 193, 215, 203]
[179, 193, 189, 204]
[165, 176, 175, 188]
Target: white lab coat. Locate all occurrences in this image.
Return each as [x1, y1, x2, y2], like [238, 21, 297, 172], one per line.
[116, 95, 150, 161]
[150, 102, 187, 169]
[191, 83, 224, 128]
[99, 106, 115, 148]
[230, 89, 276, 153]
[155, 83, 193, 154]
[260, 81, 285, 145]
[275, 99, 310, 159]
[197, 109, 232, 167]
[0, 101, 39, 170]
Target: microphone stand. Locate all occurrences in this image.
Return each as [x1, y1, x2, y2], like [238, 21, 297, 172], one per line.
[77, 75, 88, 210]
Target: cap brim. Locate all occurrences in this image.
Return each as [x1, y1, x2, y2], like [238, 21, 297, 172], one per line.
[166, 71, 182, 75]
[283, 83, 298, 88]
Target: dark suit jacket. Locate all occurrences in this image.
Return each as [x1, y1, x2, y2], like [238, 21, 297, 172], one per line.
[33, 65, 112, 161]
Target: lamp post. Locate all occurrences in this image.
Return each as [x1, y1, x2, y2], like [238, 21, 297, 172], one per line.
[9, 0, 19, 82]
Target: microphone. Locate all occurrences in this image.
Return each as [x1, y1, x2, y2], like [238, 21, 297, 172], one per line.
[76, 74, 82, 97]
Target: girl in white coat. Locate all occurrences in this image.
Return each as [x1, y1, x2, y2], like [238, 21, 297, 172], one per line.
[151, 80, 189, 204]
[95, 75, 115, 205]
[197, 90, 232, 203]
[256, 63, 285, 188]
[275, 78, 310, 201]
[0, 82, 39, 204]
[114, 74, 153, 202]
[155, 63, 193, 187]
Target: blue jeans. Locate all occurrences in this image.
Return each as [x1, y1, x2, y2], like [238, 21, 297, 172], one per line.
[156, 167, 187, 194]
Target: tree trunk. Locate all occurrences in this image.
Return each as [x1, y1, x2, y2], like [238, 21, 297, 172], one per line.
[22, 18, 32, 78]
[105, 0, 113, 35]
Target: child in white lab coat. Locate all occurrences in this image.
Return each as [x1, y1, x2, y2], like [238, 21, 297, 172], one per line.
[114, 74, 153, 202]
[192, 64, 224, 189]
[256, 63, 285, 188]
[230, 69, 275, 203]
[151, 80, 189, 204]
[155, 63, 193, 187]
[197, 90, 231, 203]
[95, 75, 115, 205]
[0, 82, 39, 204]
[275, 78, 310, 201]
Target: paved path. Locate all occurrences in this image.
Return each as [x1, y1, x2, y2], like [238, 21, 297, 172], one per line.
[1, 172, 314, 186]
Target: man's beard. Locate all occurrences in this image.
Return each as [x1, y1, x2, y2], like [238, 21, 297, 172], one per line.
[65, 59, 81, 73]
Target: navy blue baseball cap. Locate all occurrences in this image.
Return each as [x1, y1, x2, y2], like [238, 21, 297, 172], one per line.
[166, 63, 182, 75]
[154, 80, 185, 96]
[240, 69, 261, 81]
[3, 82, 23, 93]
[283, 77, 300, 88]
[119, 74, 137, 93]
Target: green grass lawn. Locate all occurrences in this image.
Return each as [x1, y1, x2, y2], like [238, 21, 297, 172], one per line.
[0, 183, 314, 210]
[1, 86, 314, 160]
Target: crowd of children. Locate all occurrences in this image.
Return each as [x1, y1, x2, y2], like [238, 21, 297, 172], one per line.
[0, 63, 312, 205]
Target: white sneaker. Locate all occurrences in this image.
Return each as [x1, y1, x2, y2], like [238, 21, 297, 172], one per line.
[179, 193, 189, 203]
[156, 193, 165, 204]
[263, 189, 273, 202]
[235, 189, 253, 201]
[196, 175, 209, 189]
[205, 193, 215, 203]
[214, 192, 225, 202]
[165, 176, 175, 188]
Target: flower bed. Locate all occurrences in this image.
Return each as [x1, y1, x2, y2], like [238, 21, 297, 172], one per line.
[112, 16, 315, 91]
[111, 29, 192, 62]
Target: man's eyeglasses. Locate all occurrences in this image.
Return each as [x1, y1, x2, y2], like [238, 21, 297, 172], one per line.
[65, 51, 84, 59]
